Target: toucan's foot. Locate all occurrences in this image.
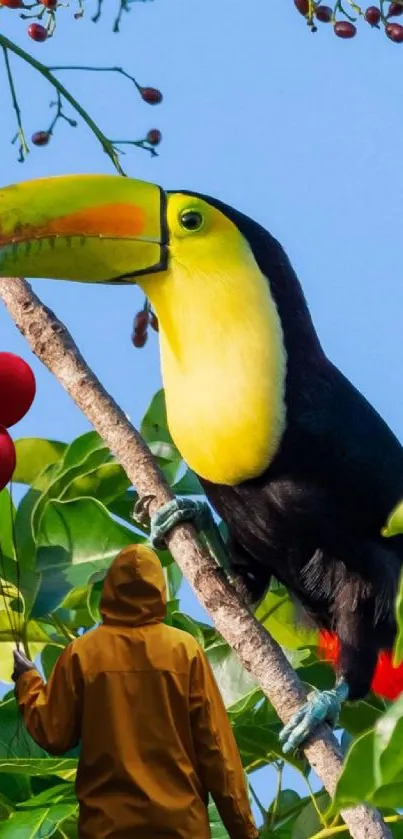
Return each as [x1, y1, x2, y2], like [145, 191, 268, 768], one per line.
[148, 497, 230, 570]
[149, 498, 213, 548]
[279, 680, 349, 754]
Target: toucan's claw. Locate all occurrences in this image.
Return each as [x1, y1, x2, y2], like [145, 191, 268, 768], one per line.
[279, 680, 349, 754]
[150, 498, 212, 548]
[149, 498, 230, 570]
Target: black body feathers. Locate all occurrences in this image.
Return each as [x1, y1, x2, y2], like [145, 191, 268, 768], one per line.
[182, 191, 403, 701]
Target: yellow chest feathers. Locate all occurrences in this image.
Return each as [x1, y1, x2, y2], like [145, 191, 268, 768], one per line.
[141, 251, 287, 486]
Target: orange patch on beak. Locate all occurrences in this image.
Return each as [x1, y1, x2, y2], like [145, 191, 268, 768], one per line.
[0, 203, 146, 246]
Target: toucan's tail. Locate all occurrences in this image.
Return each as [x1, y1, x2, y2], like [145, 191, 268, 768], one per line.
[318, 631, 403, 701]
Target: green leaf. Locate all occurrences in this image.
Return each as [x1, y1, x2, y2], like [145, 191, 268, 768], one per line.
[0, 759, 77, 779]
[0, 800, 78, 838]
[61, 432, 105, 471]
[206, 641, 257, 709]
[165, 563, 183, 600]
[255, 587, 317, 651]
[13, 440, 66, 486]
[62, 463, 130, 506]
[208, 799, 229, 839]
[32, 445, 111, 538]
[0, 696, 48, 759]
[31, 498, 138, 617]
[0, 807, 49, 837]
[374, 693, 403, 788]
[270, 787, 301, 812]
[140, 389, 175, 446]
[41, 646, 63, 681]
[394, 570, 403, 666]
[372, 782, 403, 808]
[0, 489, 16, 560]
[334, 730, 376, 807]
[0, 792, 14, 820]
[233, 701, 304, 772]
[170, 611, 205, 645]
[172, 469, 204, 496]
[340, 696, 385, 736]
[291, 793, 330, 839]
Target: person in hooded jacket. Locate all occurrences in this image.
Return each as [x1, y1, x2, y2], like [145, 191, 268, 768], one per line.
[12, 544, 259, 839]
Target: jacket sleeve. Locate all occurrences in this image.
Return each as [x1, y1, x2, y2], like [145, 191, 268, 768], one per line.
[15, 644, 83, 755]
[189, 646, 259, 839]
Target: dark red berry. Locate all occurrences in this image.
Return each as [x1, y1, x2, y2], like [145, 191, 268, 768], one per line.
[28, 23, 48, 41]
[150, 313, 159, 332]
[146, 129, 162, 146]
[315, 5, 332, 21]
[388, 2, 403, 15]
[334, 20, 357, 36]
[1, 0, 23, 7]
[139, 86, 163, 105]
[41, 0, 57, 6]
[364, 5, 381, 24]
[386, 20, 403, 37]
[0, 353, 36, 428]
[133, 311, 149, 331]
[0, 427, 16, 492]
[294, 0, 309, 14]
[132, 330, 148, 348]
[31, 131, 51, 146]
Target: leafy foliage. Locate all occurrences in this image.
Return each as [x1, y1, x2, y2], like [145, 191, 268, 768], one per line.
[0, 389, 402, 836]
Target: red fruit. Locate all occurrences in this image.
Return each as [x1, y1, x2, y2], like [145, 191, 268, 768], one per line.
[41, 0, 57, 5]
[0, 0, 23, 7]
[139, 86, 163, 105]
[388, 2, 403, 15]
[131, 330, 148, 348]
[294, 0, 309, 14]
[146, 129, 162, 146]
[315, 5, 332, 21]
[133, 311, 148, 331]
[0, 427, 16, 492]
[386, 19, 403, 35]
[28, 23, 48, 41]
[31, 131, 51, 146]
[150, 313, 159, 332]
[386, 20, 403, 36]
[364, 5, 381, 24]
[0, 353, 36, 428]
[334, 20, 357, 36]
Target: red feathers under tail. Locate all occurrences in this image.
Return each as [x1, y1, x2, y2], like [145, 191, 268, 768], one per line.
[318, 631, 403, 701]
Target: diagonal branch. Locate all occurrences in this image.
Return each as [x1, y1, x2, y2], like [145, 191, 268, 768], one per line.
[0, 276, 391, 839]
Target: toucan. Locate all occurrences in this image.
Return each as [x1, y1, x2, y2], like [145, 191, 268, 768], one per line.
[1, 174, 403, 752]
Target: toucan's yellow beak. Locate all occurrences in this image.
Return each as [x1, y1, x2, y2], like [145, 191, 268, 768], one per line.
[0, 174, 167, 283]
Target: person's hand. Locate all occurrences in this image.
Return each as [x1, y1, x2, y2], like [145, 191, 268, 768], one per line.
[12, 649, 35, 682]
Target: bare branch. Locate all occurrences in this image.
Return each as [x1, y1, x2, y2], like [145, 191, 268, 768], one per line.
[0, 277, 391, 839]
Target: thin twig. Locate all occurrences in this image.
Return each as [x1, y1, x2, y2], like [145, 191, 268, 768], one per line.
[0, 277, 392, 839]
[48, 64, 142, 93]
[2, 47, 29, 163]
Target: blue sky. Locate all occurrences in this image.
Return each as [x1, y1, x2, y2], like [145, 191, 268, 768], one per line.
[1, 0, 403, 819]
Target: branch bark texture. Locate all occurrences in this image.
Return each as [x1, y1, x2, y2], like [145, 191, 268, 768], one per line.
[0, 277, 390, 839]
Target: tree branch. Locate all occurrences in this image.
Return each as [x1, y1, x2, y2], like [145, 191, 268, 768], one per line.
[0, 277, 390, 839]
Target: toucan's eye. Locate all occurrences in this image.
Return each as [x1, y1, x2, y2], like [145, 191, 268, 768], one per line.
[179, 210, 204, 232]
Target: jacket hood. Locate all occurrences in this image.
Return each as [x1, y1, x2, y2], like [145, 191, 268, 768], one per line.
[100, 545, 166, 627]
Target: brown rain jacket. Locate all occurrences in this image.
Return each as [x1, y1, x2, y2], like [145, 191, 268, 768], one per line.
[16, 545, 259, 839]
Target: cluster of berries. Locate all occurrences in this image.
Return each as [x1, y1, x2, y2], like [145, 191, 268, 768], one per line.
[294, 0, 403, 41]
[131, 308, 159, 349]
[0, 353, 36, 492]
